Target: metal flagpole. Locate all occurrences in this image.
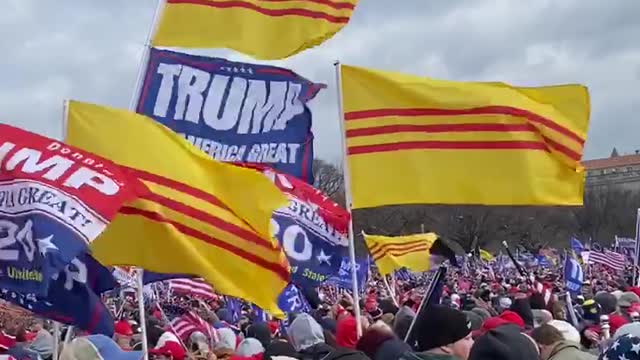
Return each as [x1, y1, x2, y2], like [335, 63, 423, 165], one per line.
[334, 60, 363, 337]
[136, 270, 149, 359]
[129, 0, 166, 111]
[129, 4, 165, 359]
[382, 275, 399, 307]
[53, 322, 60, 360]
[634, 209, 640, 286]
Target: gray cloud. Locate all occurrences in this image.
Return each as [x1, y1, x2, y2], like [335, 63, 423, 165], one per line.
[0, 0, 638, 165]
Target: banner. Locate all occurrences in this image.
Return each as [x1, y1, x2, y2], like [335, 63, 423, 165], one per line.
[564, 256, 584, 294]
[277, 283, 311, 314]
[0, 253, 117, 336]
[264, 168, 350, 288]
[616, 236, 636, 263]
[137, 48, 325, 182]
[0, 124, 140, 296]
[327, 255, 370, 292]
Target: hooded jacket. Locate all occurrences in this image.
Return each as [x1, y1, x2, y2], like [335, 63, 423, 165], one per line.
[546, 341, 597, 360]
[289, 314, 326, 352]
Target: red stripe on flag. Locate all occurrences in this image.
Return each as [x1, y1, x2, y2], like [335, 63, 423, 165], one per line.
[344, 106, 585, 145]
[167, 0, 351, 23]
[262, 0, 355, 10]
[373, 244, 431, 261]
[141, 191, 273, 249]
[169, 278, 216, 299]
[120, 206, 290, 281]
[127, 167, 231, 212]
[347, 123, 537, 137]
[370, 239, 429, 256]
[348, 141, 548, 155]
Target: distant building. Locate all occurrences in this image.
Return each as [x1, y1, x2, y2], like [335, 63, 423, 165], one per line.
[582, 148, 640, 191]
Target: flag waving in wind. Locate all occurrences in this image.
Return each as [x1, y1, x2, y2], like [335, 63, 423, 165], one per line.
[65, 101, 290, 316]
[364, 233, 456, 275]
[564, 256, 583, 294]
[153, 0, 359, 60]
[0, 124, 141, 296]
[340, 64, 590, 208]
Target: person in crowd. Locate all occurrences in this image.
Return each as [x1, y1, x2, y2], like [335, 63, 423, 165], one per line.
[289, 313, 368, 360]
[598, 334, 640, 360]
[6, 328, 40, 360]
[27, 320, 52, 360]
[214, 328, 238, 360]
[114, 320, 134, 351]
[468, 324, 538, 360]
[59, 334, 143, 360]
[149, 340, 186, 360]
[356, 321, 410, 360]
[399, 305, 474, 360]
[531, 324, 596, 360]
[234, 338, 265, 359]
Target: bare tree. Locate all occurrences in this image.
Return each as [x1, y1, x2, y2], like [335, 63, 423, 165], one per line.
[313, 159, 345, 206]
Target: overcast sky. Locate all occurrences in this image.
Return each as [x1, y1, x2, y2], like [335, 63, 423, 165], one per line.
[1, 0, 638, 164]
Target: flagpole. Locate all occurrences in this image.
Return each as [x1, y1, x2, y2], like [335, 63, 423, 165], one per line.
[130, 4, 164, 359]
[129, 0, 166, 110]
[404, 265, 447, 344]
[61, 100, 69, 140]
[53, 322, 60, 360]
[382, 275, 399, 307]
[136, 270, 149, 359]
[634, 209, 640, 286]
[334, 60, 363, 337]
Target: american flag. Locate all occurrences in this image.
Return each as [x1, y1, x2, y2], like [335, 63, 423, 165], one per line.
[164, 305, 217, 342]
[168, 278, 215, 299]
[589, 250, 626, 271]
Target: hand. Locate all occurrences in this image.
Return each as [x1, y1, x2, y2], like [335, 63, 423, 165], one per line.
[585, 329, 599, 343]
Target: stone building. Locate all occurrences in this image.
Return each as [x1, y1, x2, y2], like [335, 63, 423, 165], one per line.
[582, 148, 640, 191]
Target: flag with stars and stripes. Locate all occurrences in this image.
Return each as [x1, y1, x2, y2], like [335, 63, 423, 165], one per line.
[600, 334, 640, 360]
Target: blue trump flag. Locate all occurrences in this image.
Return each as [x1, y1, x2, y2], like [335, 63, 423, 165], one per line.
[136, 48, 325, 182]
[0, 125, 141, 297]
[564, 256, 584, 294]
[326, 255, 370, 292]
[570, 238, 585, 254]
[263, 169, 351, 288]
[0, 253, 117, 336]
[278, 283, 311, 314]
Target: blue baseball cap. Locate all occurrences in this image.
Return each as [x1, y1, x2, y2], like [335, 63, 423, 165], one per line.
[65, 334, 143, 360]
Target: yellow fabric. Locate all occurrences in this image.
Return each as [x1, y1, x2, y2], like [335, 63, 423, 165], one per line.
[479, 249, 494, 262]
[341, 64, 591, 208]
[153, 0, 358, 60]
[66, 101, 289, 316]
[364, 233, 438, 276]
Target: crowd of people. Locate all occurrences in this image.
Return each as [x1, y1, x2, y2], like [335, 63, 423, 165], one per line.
[1, 260, 640, 360]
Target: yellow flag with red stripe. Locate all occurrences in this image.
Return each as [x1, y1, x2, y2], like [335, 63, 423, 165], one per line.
[365, 233, 438, 276]
[65, 101, 289, 316]
[341, 65, 590, 208]
[152, 0, 359, 60]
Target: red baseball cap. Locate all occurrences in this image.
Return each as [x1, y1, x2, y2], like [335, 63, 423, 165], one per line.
[150, 341, 186, 360]
[114, 320, 133, 337]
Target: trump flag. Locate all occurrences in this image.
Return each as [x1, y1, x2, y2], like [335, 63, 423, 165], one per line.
[0, 124, 141, 296]
[137, 49, 324, 182]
